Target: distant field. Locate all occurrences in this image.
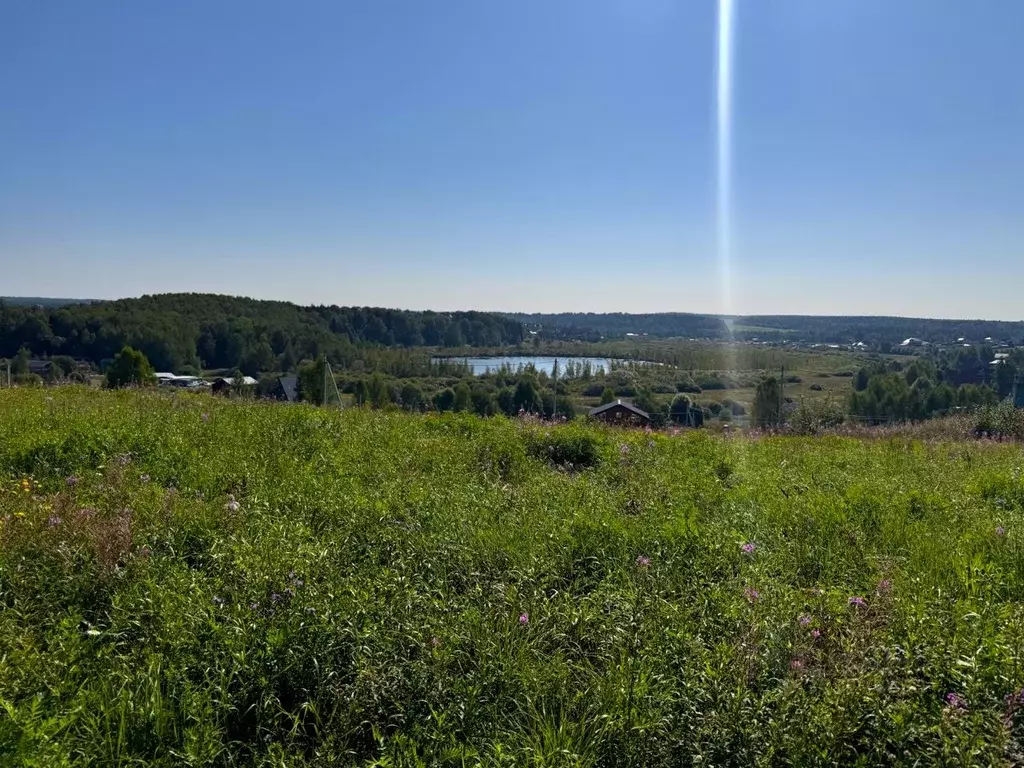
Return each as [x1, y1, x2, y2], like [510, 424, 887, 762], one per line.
[1, 388, 1022, 765]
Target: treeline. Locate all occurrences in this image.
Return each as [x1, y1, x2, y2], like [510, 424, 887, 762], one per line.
[0, 294, 523, 373]
[847, 347, 1020, 423]
[510, 312, 729, 342]
[510, 311, 1024, 345]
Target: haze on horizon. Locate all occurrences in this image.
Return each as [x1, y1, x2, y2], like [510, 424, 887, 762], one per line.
[2, 1, 1022, 320]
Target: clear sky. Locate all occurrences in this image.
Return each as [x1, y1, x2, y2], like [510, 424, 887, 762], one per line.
[2, 1, 1022, 318]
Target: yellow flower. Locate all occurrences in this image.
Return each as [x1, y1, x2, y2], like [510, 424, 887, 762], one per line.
[14, 511, 25, 519]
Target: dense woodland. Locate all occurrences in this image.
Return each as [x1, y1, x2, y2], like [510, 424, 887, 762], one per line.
[514, 311, 1024, 345]
[0, 294, 523, 372]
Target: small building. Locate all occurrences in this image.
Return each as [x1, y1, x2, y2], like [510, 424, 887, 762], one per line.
[588, 399, 651, 427]
[211, 376, 258, 395]
[28, 360, 53, 376]
[268, 375, 299, 403]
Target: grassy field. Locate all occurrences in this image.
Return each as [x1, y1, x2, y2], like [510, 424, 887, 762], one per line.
[1, 389, 1023, 766]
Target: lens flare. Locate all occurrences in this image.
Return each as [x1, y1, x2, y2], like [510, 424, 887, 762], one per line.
[717, 0, 735, 319]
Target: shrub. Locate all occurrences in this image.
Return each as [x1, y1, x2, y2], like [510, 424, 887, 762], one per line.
[525, 426, 602, 469]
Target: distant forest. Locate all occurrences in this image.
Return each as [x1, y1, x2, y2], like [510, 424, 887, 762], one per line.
[513, 312, 1024, 345]
[0, 294, 523, 372]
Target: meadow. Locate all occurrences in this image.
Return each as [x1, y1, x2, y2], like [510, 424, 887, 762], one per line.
[1, 388, 1023, 766]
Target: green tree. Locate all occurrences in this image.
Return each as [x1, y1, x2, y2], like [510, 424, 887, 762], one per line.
[353, 378, 370, 406]
[12, 347, 30, 376]
[105, 346, 156, 389]
[368, 374, 389, 408]
[453, 382, 471, 412]
[752, 376, 783, 427]
[599, 387, 615, 405]
[513, 377, 541, 413]
[471, 388, 497, 416]
[434, 388, 456, 412]
[400, 382, 423, 411]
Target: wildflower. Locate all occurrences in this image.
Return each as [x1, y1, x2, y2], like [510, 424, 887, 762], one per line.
[14, 510, 25, 519]
[790, 659, 804, 671]
[798, 614, 812, 626]
[77, 508, 97, 519]
[115, 454, 132, 467]
[284, 587, 295, 599]
[249, 602, 259, 611]
[876, 579, 892, 593]
[945, 692, 967, 710]
[201, 412, 210, 422]
[304, 607, 317, 616]
[65, 475, 80, 487]
[224, 494, 241, 513]
[635, 555, 651, 568]
[212, 596, 226, 607]
[647, 440, 655, 448]
[741, 542, 757, 555]
[744, 588, 760, 603]
[996, 525, 1007, 537]
[811, 629, 822, 640]
[848, 596, 867, 608]
[47, 514, 62, 527]
[519, 612, 529, 625]
[620, 444, 630, 456]
[138, 546, 152, 557]
[139, 474, 150, 484]
[431, 635, 441, 647]
[270, 592, 282, 604]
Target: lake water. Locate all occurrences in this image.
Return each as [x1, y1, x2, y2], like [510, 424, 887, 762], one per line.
[434, 356, 620, 376]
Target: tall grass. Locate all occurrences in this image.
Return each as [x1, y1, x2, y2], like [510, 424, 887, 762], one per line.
[0, 388, 1022, 765]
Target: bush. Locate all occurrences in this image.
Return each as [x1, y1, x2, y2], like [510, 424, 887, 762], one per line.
[525, 427, 602, 469]
[677, 383, 702, 394]
[809, 383, 824, 391]
[722, 398, 746, 416]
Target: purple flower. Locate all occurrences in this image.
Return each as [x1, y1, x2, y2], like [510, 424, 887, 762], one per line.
[996, 525, 1007, 537]
[790, 659, 804, 671]
[519, 612, 529, 625]
[945, 692, 967, 710]
[798, 614, 812, 627]
[47, 514, 62, 527]
[876, 579, 892, 593]
[744, 588, 760, 603]
[848, 596, 867, 608]
[65, 476, 79, 487]
[741, 542, 757, 555]
[249, 602, 259, 611]
[810, 628, 822, 640]
[635, 555, 651, 568]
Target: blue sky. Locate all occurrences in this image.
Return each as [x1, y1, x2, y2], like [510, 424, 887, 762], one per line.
[2, 1, 1022, 318]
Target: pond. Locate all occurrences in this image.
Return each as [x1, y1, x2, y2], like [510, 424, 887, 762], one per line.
[433, 356, 626, 376]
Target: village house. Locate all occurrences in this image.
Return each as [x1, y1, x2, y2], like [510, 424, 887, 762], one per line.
[588, 399, 651, 427]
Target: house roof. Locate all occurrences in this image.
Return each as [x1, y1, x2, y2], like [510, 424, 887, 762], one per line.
[216, 376, 258, 386]
[278, 375, 299, 402]
[588, 399, 650, 419]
